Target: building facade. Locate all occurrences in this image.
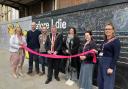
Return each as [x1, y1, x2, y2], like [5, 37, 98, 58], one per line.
[0, 0, 95, 21]
[0, 0, 128, 89]
[20, 0, 95, 17]
[0, 4, 19, 22]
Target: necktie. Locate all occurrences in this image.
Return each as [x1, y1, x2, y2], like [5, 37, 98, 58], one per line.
[51, 34, 56, 52]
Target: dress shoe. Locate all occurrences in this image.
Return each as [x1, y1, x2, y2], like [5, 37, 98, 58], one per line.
[36, 71, 40, 74]
[27, 71, 32, 74]
[43, 71, 45, 74]
[55, 77, 60, 81]
[39, 71, 45, 76]
[45, 79, 52, 84]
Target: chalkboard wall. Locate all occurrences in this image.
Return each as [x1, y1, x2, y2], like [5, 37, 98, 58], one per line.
[33, 2, 128, 63]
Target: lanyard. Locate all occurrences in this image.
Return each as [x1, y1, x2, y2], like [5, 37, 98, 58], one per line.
[102, 37, 116, 51]
[83, 41, 90, 52]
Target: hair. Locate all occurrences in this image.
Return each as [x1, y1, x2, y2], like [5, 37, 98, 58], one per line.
[85, 30, 92, 35]
[15, 27, 23, 36]
[41, 25, 48, 31]
[51, 25, 57, 29]
[85, 30, 93, 40]
[41, 25, 47, 28]
[104, 22, 116, 40]
[105, 22, 115, 30]
[68, 27, 77, 35]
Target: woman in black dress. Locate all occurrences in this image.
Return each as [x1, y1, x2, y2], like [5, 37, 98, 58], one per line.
[63, 27, 80, 80]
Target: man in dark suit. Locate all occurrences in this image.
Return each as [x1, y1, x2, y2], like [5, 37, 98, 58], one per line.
[26, 22, 41, 74]
[45, 25, 63, 84]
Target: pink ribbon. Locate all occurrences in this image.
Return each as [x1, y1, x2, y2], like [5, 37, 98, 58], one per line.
[22, 45, 97, 63]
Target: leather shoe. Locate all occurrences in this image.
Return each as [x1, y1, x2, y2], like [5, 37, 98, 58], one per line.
[39, 72, 45, 76]
[36, 71, 40, 74]
[45, 79, 52, 84]
[27, 71, 32, 74]
[55, 77, 60, 81]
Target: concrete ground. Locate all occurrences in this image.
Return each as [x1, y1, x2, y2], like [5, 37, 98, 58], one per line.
[0, 49, 98, 89]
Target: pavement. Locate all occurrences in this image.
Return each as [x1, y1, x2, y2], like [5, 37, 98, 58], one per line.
[0, 49, 98, 89]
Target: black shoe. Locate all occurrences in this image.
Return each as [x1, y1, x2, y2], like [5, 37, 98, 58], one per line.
[42, 71, 45, 74]
[36, 71, 40, 74]
[27, 71, 32, 74]
[45, 79, 52, 84]
[39, 72, 45, 76]
[55, 77, 60, 81]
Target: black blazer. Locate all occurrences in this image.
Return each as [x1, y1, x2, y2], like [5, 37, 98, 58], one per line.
[45, 33, 63, 54]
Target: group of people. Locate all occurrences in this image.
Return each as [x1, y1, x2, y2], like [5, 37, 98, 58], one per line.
[9, 21, 121, 89]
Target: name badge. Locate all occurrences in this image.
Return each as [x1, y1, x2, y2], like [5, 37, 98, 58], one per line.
[99, 52, 103, 56]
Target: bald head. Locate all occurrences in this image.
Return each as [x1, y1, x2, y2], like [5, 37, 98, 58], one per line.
[31, 22, 36, 30]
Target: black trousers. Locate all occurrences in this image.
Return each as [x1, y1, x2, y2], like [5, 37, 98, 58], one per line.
[28, 49, 39, 72]
[47, 58, 61, 80]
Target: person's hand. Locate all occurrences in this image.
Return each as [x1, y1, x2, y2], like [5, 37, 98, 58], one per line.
[92, 49, 98, 53]
[53, 51, 57, 55]
[80, 56, 86, 60]
[107, 68, 113, 75]
[48, 50, 52, 54]
[19, 46, 22, 48]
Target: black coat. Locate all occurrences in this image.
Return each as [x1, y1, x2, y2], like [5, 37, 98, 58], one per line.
[63, 35, 80, 55]
[45, 33, 63, 54]
[63, 35, 80, 69]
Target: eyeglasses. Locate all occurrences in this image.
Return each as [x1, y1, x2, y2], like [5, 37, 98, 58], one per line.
[105, 28, 113, 30]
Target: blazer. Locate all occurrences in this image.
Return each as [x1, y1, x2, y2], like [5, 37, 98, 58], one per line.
[45, 33, 63, 54]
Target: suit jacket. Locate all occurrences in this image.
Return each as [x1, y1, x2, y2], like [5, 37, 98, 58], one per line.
[45, 33, 63, 54]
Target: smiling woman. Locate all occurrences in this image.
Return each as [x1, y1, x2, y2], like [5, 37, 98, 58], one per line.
[9, 27, 27, 79]
[79, 30, 97, 89]
[98, 22, 121, 89]
[104, 22, 116, 40]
